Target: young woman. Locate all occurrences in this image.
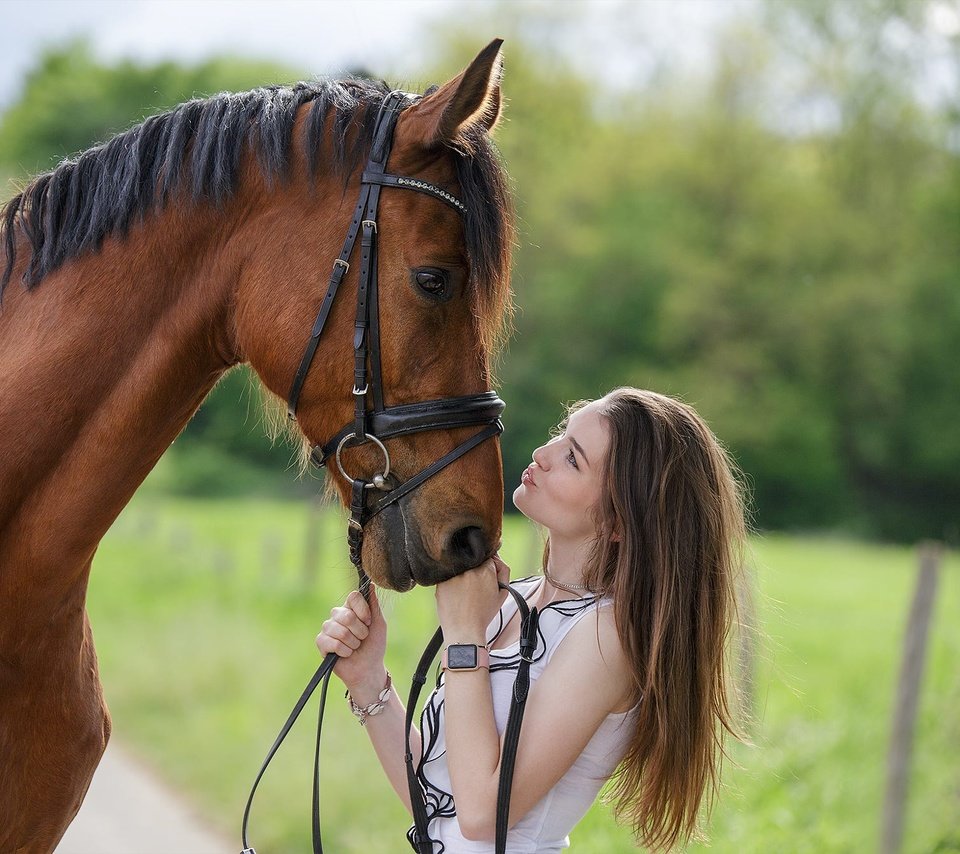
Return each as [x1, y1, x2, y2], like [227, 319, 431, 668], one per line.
[316, 387, 748, 852]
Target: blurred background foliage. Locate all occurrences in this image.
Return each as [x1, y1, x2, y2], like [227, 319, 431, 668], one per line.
[1, 0, 956, 542]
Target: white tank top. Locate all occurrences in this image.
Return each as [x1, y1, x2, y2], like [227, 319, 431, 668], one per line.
[407, 576, 638, 853]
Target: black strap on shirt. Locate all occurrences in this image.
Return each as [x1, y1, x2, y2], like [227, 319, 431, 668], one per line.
[404, 582, 540, 854]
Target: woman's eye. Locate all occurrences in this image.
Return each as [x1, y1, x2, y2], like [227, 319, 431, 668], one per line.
[413, 269, 449, 299]
[567, 449, 578, 469]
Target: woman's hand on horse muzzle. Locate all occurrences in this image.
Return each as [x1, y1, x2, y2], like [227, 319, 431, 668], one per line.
[434, 555, 511, 642]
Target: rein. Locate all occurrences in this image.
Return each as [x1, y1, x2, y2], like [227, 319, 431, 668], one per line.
[239, 90, 522, 853]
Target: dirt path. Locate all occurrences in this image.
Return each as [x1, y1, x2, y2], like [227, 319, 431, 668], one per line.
[56, 740, 234, 854]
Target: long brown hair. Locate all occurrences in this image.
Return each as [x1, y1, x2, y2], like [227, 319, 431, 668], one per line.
[567, 388, 749, 850]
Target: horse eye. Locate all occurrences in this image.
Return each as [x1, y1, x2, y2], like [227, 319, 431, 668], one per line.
[413, 268, 450, 300]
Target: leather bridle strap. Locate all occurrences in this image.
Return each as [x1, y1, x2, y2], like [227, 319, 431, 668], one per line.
[369, 421, 502, 516]
[496, 596, 540, 852]
[360, 171, 468, 213]
[286, 183, 370, 421]
[311, 392, 505, 468]
[286, 91, 460, 422]
[241, 560, 375, 854]
[404, 583, 540, 854]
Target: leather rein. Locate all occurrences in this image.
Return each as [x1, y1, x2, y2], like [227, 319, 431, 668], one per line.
[239, 92, 532, 853]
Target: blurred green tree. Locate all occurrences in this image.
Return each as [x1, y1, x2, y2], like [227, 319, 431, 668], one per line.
[421, 0, 959, 540]
[0, 39, 306, 172]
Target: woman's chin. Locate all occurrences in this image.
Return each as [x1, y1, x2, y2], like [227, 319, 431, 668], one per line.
[512, 487, 537, 523]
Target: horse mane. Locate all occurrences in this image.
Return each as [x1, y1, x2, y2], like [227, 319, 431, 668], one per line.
[0, 77, 514, 349]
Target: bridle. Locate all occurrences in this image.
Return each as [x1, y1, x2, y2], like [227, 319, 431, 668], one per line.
[239, 90, 514, 853]
[285, 89, 505, 585]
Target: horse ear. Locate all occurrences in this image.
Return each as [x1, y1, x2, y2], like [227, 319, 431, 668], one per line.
[404, 39, 504, 148]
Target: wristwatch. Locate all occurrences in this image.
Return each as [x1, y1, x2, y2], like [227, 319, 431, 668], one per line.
[441, 643, 490, 672]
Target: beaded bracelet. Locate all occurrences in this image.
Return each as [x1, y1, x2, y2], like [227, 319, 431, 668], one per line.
[345, 672, 392, 726]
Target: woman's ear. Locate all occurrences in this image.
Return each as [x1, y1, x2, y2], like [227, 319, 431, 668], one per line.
[399, 38, 504, 150]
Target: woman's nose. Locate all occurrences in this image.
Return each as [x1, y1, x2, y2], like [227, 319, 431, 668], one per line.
[532, 444, 549, 469]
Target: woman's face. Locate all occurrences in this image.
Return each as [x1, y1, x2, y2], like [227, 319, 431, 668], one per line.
[512, 400, 611, 543]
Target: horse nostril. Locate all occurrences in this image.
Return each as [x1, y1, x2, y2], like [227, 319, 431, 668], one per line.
[445, 525, 489, 568]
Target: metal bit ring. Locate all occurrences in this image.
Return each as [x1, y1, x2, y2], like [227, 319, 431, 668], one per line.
[335, 433, 391, 490]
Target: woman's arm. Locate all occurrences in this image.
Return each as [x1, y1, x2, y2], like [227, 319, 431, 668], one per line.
[315, 588, 421, 815]
[436, 564, 632, 842]
[344, 674, 421, 815]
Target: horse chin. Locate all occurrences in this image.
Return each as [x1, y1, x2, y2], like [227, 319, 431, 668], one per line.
[366, 499, 456, 590]
[365, 502, 417, 592]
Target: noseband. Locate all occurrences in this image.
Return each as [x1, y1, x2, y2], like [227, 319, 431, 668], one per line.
[285, 89, 505, 586]
[240, 91, 508, 853]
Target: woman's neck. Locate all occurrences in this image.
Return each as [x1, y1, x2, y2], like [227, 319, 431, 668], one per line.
[542, 534, 595, 599]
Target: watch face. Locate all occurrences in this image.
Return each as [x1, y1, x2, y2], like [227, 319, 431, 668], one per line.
[447, 644, 478, 669]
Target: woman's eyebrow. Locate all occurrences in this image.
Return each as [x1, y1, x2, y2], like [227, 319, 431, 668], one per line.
[570, 436, 590, 467]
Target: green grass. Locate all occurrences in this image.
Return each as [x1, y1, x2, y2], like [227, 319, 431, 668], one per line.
[86, 496, 960, 852]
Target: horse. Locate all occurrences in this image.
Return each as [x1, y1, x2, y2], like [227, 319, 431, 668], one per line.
[0, 39, 513, 852]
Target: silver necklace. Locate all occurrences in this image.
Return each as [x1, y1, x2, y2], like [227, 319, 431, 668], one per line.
[543, 567, 590, 593]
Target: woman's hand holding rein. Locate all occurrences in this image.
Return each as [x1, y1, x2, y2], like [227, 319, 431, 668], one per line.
[315, 585, 421, 814]
[315, 587, 389, 707]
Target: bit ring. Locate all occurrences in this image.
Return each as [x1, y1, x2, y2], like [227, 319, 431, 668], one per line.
[335, 433, 391, 490]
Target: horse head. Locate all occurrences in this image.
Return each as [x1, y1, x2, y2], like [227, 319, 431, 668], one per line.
[232, 41, 514, 590]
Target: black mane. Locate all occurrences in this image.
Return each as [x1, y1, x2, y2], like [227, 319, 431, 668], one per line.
[0, 77, 513, 313]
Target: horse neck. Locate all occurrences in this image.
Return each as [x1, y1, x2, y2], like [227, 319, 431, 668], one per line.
[0, 197, 243, 631]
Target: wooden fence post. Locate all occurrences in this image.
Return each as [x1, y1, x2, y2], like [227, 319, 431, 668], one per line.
[881, 542, 943, 854]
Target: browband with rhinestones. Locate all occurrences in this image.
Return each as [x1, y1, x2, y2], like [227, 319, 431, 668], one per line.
[360, 171, 468, 214]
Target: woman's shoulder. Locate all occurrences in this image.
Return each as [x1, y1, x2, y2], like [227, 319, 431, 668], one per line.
[540, 602, 634, 714]
[566, 600, 623, 657]
[560, 604, 629, 678]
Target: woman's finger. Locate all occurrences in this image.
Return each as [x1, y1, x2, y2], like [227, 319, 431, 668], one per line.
[494, 559, 510, 587]
[330, 606, 370, 640]
[315, 631, 355, 659]
[321, 619, 363, 650]
[346, 589, 372, 625]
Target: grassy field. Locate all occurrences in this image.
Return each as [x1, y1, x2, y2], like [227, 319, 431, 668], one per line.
[85, 494, 960, 853]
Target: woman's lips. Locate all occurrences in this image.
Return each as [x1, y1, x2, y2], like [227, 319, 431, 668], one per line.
[521, 467, 536, 487]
